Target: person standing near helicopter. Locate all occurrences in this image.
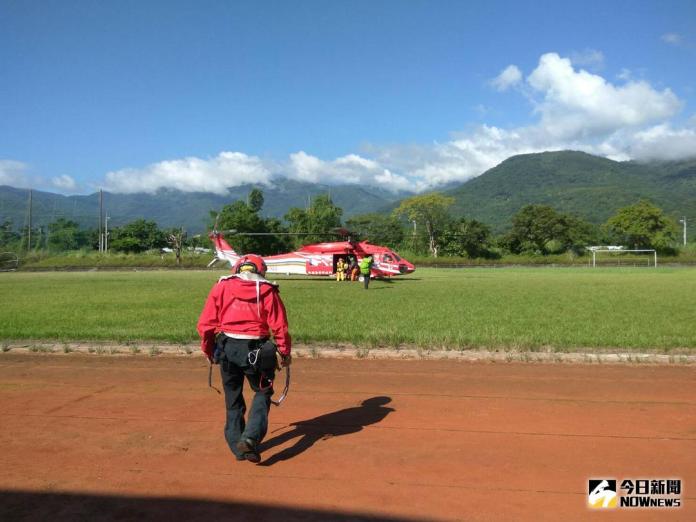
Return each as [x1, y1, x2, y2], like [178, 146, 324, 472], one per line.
[359, 255, 373, 289]
[336, 256, 347, 282]
[197, 254, 291, 464]
[349, 256, 360, 281]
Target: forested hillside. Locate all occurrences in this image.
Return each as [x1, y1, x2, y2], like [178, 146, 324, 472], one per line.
[445, 151, 696, 232]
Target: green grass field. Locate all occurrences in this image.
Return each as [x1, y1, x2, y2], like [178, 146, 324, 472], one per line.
[1, 268, 695, 351]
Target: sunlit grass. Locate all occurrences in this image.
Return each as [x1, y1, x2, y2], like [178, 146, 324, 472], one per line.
[1, 268, 695, 350]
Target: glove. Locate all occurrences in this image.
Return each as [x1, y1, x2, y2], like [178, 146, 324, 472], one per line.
[280, 354, 292, 367]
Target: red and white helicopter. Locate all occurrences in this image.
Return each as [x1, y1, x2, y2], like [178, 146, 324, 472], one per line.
[207, 230, 415, 278]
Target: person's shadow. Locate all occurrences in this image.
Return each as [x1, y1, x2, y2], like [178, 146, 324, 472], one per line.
[259, 396, 394, 466]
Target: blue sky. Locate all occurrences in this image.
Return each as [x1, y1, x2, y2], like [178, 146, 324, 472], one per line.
[1, 0, 695, 194]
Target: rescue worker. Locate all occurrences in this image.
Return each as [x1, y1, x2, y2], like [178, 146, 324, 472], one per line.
[349, 257, 360, 281]
[336, 257, 347, 282]
[359, 255, 373, 289]
[197, 254, 291, 464]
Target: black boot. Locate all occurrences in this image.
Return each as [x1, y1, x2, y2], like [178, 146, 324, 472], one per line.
[236, 438, 261, 464]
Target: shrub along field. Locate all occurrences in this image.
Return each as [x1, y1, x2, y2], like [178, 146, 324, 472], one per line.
[0, 268, 695, 351]
[14, 247, 696, 269]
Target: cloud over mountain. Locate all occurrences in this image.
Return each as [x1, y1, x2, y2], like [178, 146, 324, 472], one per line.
[0, 160, 31, 188]
[527, 53, 681, 139]
[103, 152, 273, 194]
[89, 52, 695, 195]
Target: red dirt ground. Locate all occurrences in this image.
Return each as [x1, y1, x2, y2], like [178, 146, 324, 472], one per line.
[0, 353, 694, 521]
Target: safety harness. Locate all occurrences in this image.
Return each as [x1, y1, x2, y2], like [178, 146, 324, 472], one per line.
[271, 365, 290, 406]
[205, 271, 290, 405]
[208, 361, 221, 394]
[208, 341, 290, 407]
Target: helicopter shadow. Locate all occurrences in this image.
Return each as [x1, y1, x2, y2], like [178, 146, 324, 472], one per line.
[259, 396, 394, 466]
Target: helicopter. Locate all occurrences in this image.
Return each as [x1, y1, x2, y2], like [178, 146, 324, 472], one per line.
[207, 229, 416, 278]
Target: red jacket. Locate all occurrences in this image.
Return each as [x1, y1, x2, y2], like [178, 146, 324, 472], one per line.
[197, 274, 291, 359]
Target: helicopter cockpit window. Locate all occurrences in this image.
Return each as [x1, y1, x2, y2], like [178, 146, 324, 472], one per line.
[393, 253, 401, 262]
[383, 254, 394, 263]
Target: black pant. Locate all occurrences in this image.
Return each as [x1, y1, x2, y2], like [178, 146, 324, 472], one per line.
[363, 273, 370, 289]
[218, 338, 275, 458]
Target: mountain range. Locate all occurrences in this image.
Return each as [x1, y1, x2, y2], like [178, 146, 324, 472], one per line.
[2, 150, 695, 235]
[0, 178, 409, 234]
[445, 151, 696, 232]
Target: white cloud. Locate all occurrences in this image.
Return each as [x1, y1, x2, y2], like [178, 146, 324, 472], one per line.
[373, 169, 419, 192]
[617, 68, 633, 81]
[0, 160, 32, 188]
[627, 124, 696, 160]
[0, 160, 78, 193]
[51, 174, 76, 191]
[104, 152, 273, 194]
[527, 53, 681, 139]
[661, 33, 682, 45]
[288, 151, 387, 187]
[491, 65, 522, 91]
[569, 48, 605, 69]
[372, 125, 563, 189]
[94, 52, 695, 195]
[368, 49, 694, 185]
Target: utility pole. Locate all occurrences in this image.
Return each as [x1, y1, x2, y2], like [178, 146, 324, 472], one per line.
[27, 189, 32, 251]
[411, 220, 417, 251]
[98, 189, 103, 252]
[679, 217, 687, 246]
[105, 214, 110, 252]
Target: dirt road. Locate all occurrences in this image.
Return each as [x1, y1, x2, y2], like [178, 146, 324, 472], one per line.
[1, 353, 694, 521]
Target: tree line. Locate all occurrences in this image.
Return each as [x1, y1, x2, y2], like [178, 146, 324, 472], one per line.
[392, 194, 680, 258]
[0, 188, 682, 258]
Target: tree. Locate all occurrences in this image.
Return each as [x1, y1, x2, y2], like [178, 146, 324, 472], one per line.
[393, 193, 454, 257]
[345, 213, 404, 248]
[46, 218, 87, 252]
[0, 220, 21, 250]
[247, 188, 264, 213]
[167, 227, 187, 265]
[285, 194, 343, 246]
[502, 205, 596, 255]
[215, 190, 293, 255]
[604, 200, 677, 251]
[110, 219, 166, 253]
[560, 215, 596, 254]
[441, 218, 496, 258]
